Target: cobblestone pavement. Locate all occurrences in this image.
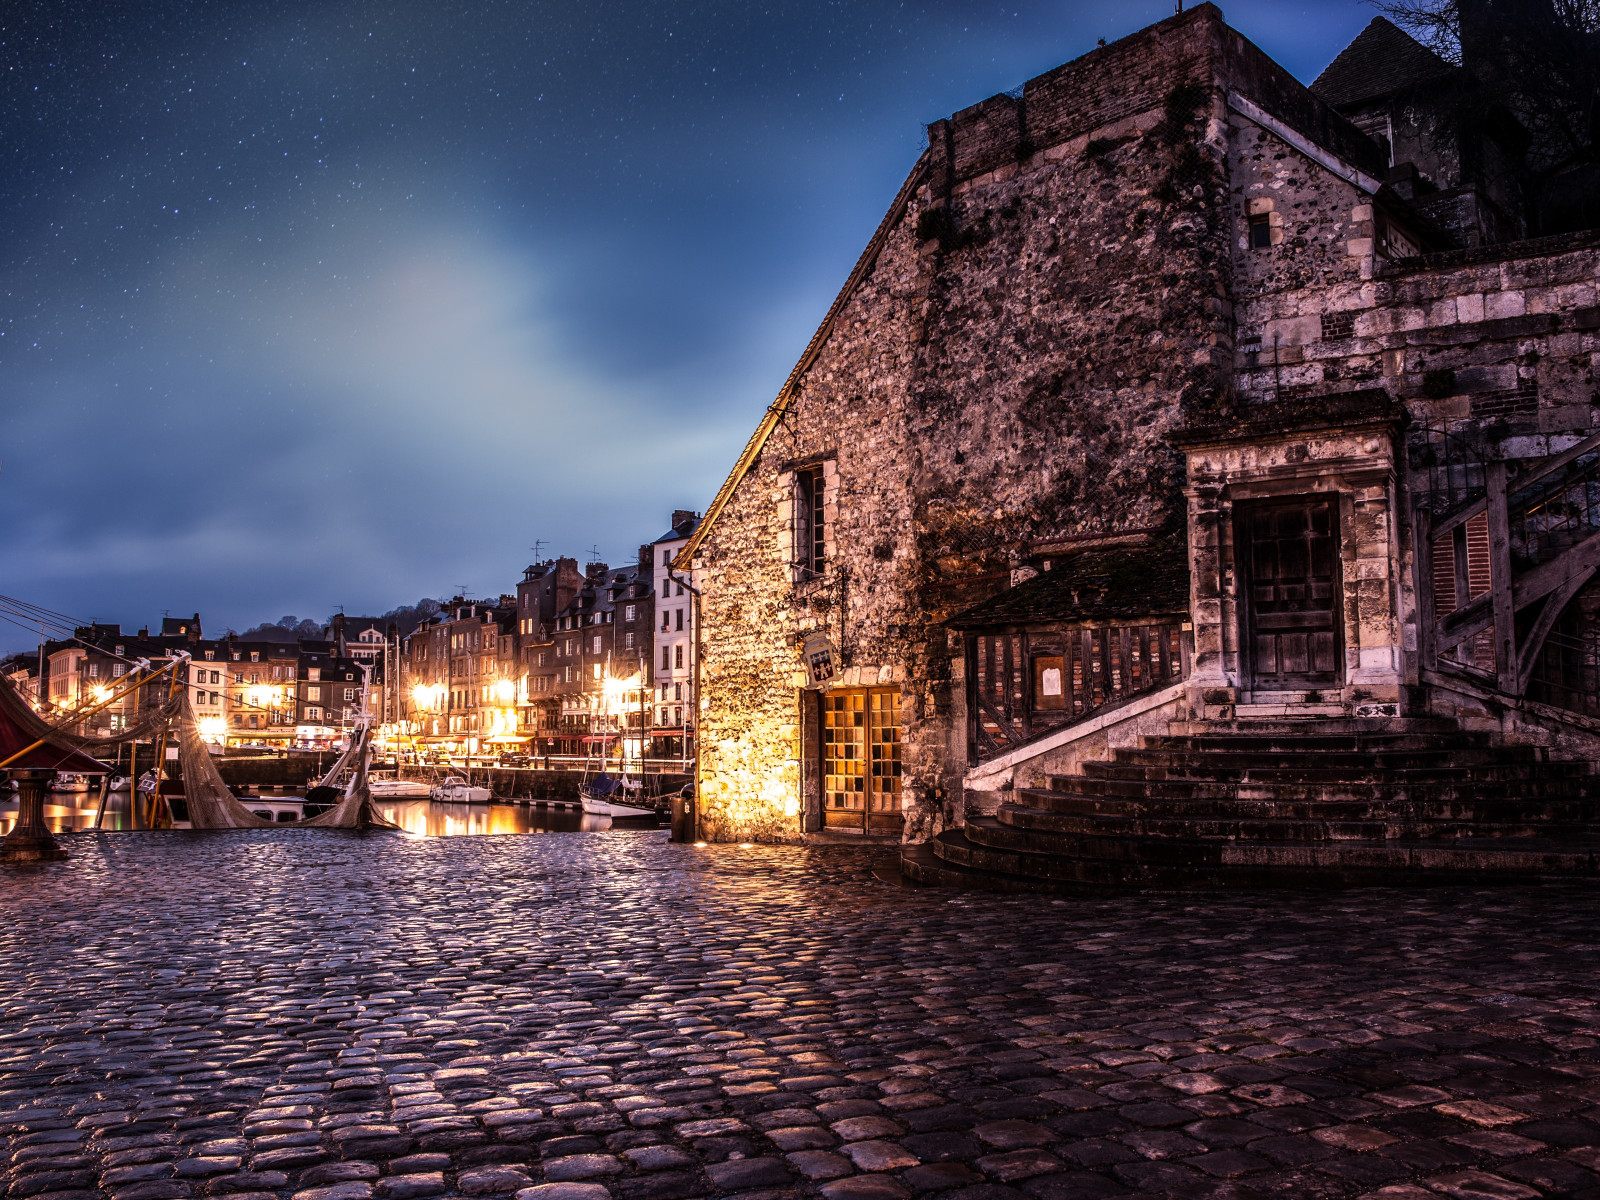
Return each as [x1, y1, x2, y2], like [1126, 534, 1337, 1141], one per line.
[6, 831, 1600, 1200]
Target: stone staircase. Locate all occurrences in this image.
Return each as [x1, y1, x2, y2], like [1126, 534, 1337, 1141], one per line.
[901, 718, 1600, 889]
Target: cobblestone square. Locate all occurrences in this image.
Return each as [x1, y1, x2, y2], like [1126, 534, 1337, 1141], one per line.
[5, 831, 1600, 1200]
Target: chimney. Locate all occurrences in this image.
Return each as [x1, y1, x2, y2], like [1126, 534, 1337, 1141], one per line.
[332, 612, 347, 658]
[585, 562, 609, 584]
[672, 510, 700, 531]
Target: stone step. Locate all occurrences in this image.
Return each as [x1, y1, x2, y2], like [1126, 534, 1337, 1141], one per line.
[917, 825, 1600, 889]
[1108, 746, 1545, 769]
[1177, 717, 1465, 737]
[992, 804, 1598, 845]
[1018, 788, 1597, 822]
[1047, 772, 1597, 801]
[1145, 732, 1500, 753]
[1068, 761, 1580, 790]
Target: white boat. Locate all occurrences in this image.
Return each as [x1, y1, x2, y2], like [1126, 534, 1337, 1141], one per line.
[369, 778, 432, 798]
[52, 772, 92, 793]
[578, 771, 657, 818]
[107, 774, 129, 792]
[430, 775, 491, 803]
[580, 795, 658, 818]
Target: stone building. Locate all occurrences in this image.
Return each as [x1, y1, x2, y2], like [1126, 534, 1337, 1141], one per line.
[679, 2, 1600, 866]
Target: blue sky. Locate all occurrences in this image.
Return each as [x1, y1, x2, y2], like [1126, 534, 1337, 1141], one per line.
[1, 0, 1376, 646]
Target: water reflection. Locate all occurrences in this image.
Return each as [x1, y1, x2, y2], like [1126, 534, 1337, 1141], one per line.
[0, 790, 134, 834]
[0, 790, 656, 837]
[375, 799, 616, 836]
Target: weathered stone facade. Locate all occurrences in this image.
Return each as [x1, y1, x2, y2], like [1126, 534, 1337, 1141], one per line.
[685, 4, 1600, 844]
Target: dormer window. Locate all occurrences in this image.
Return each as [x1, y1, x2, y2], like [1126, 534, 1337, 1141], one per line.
[250, 651, 260, 662]
[204, 650, 215, 661]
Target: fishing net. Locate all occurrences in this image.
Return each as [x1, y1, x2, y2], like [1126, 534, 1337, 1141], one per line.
[174, 694, 273, 829]
[300, 722, 401, 831]
[0, 672, 179, 752]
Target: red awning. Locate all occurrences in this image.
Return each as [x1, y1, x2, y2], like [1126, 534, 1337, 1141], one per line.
[0, 686, 112, 774]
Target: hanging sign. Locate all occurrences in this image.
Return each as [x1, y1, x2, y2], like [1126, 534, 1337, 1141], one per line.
[136, 770, 160, 795]
[802, 632, 839, 690]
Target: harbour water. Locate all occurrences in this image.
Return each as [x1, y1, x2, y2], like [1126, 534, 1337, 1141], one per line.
[0, 789, 648, 837]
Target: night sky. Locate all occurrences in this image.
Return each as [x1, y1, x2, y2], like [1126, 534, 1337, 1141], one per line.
[2, 0, 1373, 646]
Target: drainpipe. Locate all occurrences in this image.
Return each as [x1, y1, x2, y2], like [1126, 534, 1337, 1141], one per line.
[667, 568, 701, 841]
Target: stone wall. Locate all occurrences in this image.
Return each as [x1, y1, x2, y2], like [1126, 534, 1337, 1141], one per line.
[693, 6, 1266, 843]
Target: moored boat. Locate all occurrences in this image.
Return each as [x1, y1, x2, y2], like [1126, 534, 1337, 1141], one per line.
[430, 775, 491, 803]
[369, 778, 432, 798]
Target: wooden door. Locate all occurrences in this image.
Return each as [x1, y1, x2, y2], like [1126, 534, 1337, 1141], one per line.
[823, 687, 902, 833]
[1242, 499, 1343, 689]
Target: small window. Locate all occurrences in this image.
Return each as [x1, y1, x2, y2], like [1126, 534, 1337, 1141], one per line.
[674, 645, 684, 669]
[204, 650, 214, 661]
[675, 608, 684, 631]
[592, 635, 602, 654]
[250, 651, 260, 662]
[794, 465, 826, 579]
[1248, 215, 1272, 249]
[344, 688, 356, 701]
[625, 604, 636, 622]
[624, 632, 635, 650]
[662, 646, 671, 671]
[307, 706, 321, 721]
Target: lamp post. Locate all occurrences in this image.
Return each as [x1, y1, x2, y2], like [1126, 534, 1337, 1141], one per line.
[1, 768, 69, 862]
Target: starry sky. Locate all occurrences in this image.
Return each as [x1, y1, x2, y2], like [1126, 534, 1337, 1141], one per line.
[1, 0, 1375, 646]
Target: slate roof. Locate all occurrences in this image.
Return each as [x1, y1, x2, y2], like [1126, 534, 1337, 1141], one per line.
[946, 544, 1190, 630]
[1174, 388, 1403, 447]
[1311, 17, 1457, 109]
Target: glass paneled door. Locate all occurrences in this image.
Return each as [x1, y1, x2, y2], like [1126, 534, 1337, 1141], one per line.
[822, 687, 903, 833]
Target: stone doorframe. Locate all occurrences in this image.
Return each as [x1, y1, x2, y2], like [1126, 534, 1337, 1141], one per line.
[1175, 393, 1409, 721]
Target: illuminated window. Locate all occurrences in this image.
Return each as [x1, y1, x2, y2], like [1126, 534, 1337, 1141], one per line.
[344, 688, 356, 701]
[592, 664, 601, 680]
[250, 651, 260, 662]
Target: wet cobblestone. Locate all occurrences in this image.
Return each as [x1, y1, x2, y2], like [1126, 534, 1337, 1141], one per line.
[4, 830, 1600, 1200]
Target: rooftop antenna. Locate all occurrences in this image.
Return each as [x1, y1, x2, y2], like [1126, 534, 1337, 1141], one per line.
[589, 545, 603, 564]
[531, 539, 547, 559]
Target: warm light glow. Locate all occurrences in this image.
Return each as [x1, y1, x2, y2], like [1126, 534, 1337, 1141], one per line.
[739, 843, 754, 849]
[412, 684, 444, 710]
[91, 685, 111, 703]
[493, 679, 516, 703]
[693, 841, 708, 847]
[197, 716, 227, 743]
[602, 674, 642, 701]
[245, 685, 282, 708]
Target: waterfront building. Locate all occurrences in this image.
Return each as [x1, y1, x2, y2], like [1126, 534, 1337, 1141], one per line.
[649, 512, 701, 764]
[677, 2, 1600, 864]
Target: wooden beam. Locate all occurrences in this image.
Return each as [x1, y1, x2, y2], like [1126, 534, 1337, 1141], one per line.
[1516, 568, 1596, 695]
[1486, 462, 1517, 692]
